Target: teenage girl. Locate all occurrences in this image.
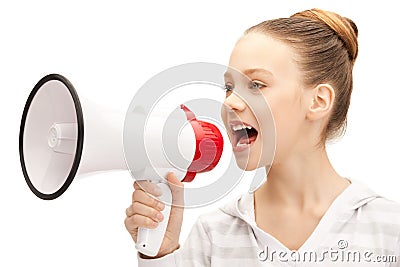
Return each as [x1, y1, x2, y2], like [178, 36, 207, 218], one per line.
[125, 8, 400, 266]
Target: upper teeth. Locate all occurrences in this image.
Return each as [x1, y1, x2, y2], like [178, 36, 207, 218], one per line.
[232, 124, 252, 131]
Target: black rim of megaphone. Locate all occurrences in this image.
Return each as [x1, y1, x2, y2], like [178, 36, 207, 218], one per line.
[19, 74, 84, 200]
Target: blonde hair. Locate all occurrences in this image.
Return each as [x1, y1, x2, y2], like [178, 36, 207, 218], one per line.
[245, 8, 358, 145]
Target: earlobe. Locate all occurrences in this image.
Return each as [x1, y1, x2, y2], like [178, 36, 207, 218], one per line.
[307, 84, 335, 120]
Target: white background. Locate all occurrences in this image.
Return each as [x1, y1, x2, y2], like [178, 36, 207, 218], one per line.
[1, 0, 399, 266]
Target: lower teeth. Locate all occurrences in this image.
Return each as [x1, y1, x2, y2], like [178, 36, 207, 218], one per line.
[237, 142, 249, 147]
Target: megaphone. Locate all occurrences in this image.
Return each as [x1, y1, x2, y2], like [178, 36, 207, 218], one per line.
[19, 73, 224, 256]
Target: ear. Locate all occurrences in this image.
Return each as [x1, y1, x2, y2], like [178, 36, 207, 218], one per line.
[306, 84, 335, 121]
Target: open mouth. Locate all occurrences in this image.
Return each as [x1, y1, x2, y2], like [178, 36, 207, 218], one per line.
[229, 121, 258, 151]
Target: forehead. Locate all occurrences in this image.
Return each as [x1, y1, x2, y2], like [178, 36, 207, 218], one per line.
[228, 33, 300, 80]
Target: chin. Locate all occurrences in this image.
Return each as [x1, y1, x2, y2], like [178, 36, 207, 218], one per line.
[234, 157, 260, 171]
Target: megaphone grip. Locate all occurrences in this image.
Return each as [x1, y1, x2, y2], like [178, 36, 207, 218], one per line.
[135, 182, 172, 257]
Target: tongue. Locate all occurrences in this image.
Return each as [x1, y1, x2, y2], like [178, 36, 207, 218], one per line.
[238, 135, 257, 145]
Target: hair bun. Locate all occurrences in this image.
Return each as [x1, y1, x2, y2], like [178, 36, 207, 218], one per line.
[291, 8, 358, 64]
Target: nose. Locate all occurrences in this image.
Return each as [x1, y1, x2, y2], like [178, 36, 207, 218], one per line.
[223, 92, 247, 111]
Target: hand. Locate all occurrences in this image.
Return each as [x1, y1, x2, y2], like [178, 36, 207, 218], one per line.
[124, 172, 184, 258]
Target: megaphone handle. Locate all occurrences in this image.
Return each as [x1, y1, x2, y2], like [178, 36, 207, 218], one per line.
[135, 181, 172, 257]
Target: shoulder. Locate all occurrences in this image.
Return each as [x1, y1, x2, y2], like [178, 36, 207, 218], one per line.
[350, 197, 400, 253]
[184, 194, 259, 259]
[180, 194, 261, 264]
[362, 196, 400, 224]
[346, 196, 400, 251]
[347, 178, 400, 225]
[195, 193, 253, 238]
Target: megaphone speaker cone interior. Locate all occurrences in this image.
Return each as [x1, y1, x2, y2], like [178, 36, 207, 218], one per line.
[19, 74, 84, 200]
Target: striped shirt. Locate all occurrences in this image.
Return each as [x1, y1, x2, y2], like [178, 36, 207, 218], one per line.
[138, 178, 400, 266]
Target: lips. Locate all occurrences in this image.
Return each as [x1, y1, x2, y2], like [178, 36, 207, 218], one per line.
[228, 120, 258, 152]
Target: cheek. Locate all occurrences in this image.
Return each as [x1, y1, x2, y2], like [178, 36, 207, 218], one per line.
[268, 92, 303, 153]
[220, 107, 233, 143]
[220, 107, 228, 127]
[220, 108, 225, 121]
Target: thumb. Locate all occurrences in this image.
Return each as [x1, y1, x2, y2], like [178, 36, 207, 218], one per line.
[166, 172, 184, 208]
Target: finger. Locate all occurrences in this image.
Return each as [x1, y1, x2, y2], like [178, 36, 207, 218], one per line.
[166, 172, 184, 207]
[126, 205, 136, 217]
[133, 181, 163, 197]
[124, 214, 159, 232]
[132, 189, 165, 211]
[126, 202, 164, 222]
[166, 172, 184, 187]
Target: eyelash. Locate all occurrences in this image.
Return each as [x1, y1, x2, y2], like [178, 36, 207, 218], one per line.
[223, 81, 266, 92]
[224, 83, 234, 92]
[249, 81, 266, 90]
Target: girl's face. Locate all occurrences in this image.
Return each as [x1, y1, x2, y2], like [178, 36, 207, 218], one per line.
[221, 33, 310, 170]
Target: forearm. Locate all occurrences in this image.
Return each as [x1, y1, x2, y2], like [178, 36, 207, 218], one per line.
[138, 244, 180, 259]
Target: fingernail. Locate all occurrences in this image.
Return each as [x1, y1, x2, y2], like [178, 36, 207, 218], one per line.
[157, 201, 165, 210]
[156, 213, 163, 222]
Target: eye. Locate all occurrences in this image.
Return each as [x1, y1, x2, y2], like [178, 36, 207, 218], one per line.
[249, 81, 266, 90]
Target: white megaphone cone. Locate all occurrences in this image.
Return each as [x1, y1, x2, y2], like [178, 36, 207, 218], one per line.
[19, 74, 127, 199]
[20, 73, 224, 256]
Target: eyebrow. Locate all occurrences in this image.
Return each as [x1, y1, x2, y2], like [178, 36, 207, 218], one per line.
[224, 68, 274, 80]
[243, 68, 274, 77]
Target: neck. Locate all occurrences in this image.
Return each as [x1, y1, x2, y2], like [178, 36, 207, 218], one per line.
[255, 145, 349, 210]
